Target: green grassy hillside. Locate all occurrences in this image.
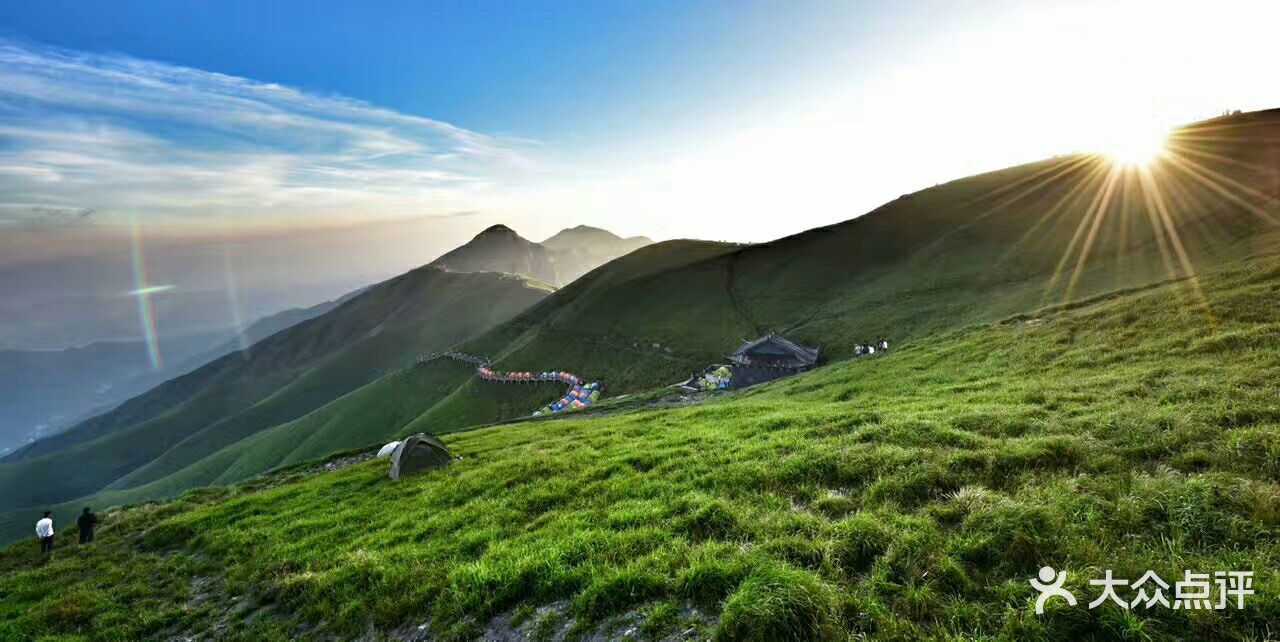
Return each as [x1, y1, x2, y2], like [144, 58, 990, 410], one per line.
[0, 268, 550, 541]
[9, 110, 1273, 550]
[67, 242, 743, 511]
[3, 110, 1278, 637]
[449, 110, 1280, 399]
[72, 359, 478, 506]
[3, 248, 1277, 640]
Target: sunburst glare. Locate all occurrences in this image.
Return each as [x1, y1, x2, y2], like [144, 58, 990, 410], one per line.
[1100, 124, 1170, 168]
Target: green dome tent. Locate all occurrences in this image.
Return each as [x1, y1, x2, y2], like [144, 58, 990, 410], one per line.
[388, 433, 454, 480]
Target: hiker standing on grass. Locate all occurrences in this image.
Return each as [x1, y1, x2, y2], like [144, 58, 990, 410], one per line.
[78, 507, 98, 544]
[36, 511, 54, 555]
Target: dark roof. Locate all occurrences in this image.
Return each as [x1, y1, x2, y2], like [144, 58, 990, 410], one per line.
[389, 433, 453, 480]
[728, 331, 819, 368]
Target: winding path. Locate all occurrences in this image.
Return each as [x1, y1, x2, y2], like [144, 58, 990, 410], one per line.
[416, 351, 603, 415]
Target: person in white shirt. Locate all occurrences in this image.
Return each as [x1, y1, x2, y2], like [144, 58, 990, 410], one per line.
[36, 511, 54, 555]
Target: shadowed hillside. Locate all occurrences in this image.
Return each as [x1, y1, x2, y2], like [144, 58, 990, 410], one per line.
[0, 289, 363, 457]
[0, 267, 551, 526]
[0, 241, 740, 526]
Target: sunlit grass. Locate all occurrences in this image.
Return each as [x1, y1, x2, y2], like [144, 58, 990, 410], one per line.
[2, 252, 1278, 640]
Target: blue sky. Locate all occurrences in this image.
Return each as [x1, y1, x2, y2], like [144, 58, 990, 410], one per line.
[2, 0, 1279, 245]
[3, 0, 1280, 349]
[0, 0, 898, 145]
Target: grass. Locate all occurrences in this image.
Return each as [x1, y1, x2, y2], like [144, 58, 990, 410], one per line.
[0, 269, 549, 542]
[2, 252, 1278, 640]
[6, 111, 1279, 552]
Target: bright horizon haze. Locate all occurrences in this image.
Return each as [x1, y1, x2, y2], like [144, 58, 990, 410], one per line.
[2, 0, 1279, 347]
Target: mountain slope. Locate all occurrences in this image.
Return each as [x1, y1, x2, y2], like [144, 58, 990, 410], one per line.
[447, 110, 1280, 395]
[174, 287, 365, 371]
[45, 241, 740, 513]
[429, 224, 559, 285]
[4, 247, 1277, 640]
[0, 267, 550, 515]
[0, 289, 361, 460]
[3, 110, 1278, 551]
[82, 109, 1280, 511]
[94, 110, 1280, 521]
[0, 222, 648, 538]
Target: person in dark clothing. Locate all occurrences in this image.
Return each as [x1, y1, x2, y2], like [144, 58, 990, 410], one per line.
[77, 507, 98, 544]
[36, 511, 54, 555]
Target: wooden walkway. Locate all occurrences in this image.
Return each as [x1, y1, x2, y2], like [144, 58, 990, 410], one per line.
[417, 350, 602, 415]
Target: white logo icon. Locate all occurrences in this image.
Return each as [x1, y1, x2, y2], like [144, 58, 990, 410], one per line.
[1030, 566, 1077, 614]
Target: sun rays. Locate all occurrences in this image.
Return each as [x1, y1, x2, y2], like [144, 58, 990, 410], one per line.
[1099, 124, 1169, 169]
[958, 112, 1280, 322]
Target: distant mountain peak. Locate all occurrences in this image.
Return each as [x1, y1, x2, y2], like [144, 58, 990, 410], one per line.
[565, 224, 614, 234]
[477, 224, 517, 237]
[542, 225, 652, 250]
[429, 222, 652, 287]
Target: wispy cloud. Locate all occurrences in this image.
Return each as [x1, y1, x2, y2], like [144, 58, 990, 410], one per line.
[0, 39, 539, 226]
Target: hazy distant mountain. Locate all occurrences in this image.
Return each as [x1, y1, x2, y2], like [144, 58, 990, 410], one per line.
[0, 266, 548, 517]
[0, 291, 361, 455]
[430, 223, 652, 286]
[429, 224, 558, 285]
[0, 214, 482, 351]
[0, 333, 222, 456]
[540, 225, 653, 285]
[174, 286, 366, 371]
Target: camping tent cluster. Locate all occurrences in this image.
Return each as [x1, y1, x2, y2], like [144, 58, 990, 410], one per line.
[534, 381, 602, 416]
[678, 365, 733, 393]
[474, 365, 602, 415]
[422, 351, 604, 416]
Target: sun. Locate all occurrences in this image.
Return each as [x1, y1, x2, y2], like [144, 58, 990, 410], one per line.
[1100, 125, 1169, 168]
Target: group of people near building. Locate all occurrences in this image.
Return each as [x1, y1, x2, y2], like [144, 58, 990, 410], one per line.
[854, 338, 891, 357]
[34, 507, 98, 556]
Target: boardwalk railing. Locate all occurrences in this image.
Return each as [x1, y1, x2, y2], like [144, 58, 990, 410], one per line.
[417, 350, 602, 416]
[416, 350, 490, 367]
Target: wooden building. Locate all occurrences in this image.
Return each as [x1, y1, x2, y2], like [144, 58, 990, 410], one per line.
[727, 331, 819, 388]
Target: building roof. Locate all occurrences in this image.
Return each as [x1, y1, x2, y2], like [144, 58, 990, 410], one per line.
[728, 331, 819, 368]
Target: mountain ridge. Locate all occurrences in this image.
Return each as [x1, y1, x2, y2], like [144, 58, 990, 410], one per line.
[429, 223, 654, 286]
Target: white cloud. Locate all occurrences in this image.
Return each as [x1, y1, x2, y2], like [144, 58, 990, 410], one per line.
[0, 39, 540, 226]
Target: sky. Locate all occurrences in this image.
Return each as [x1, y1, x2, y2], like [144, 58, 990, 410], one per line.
[2, 0, 1280, 346]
